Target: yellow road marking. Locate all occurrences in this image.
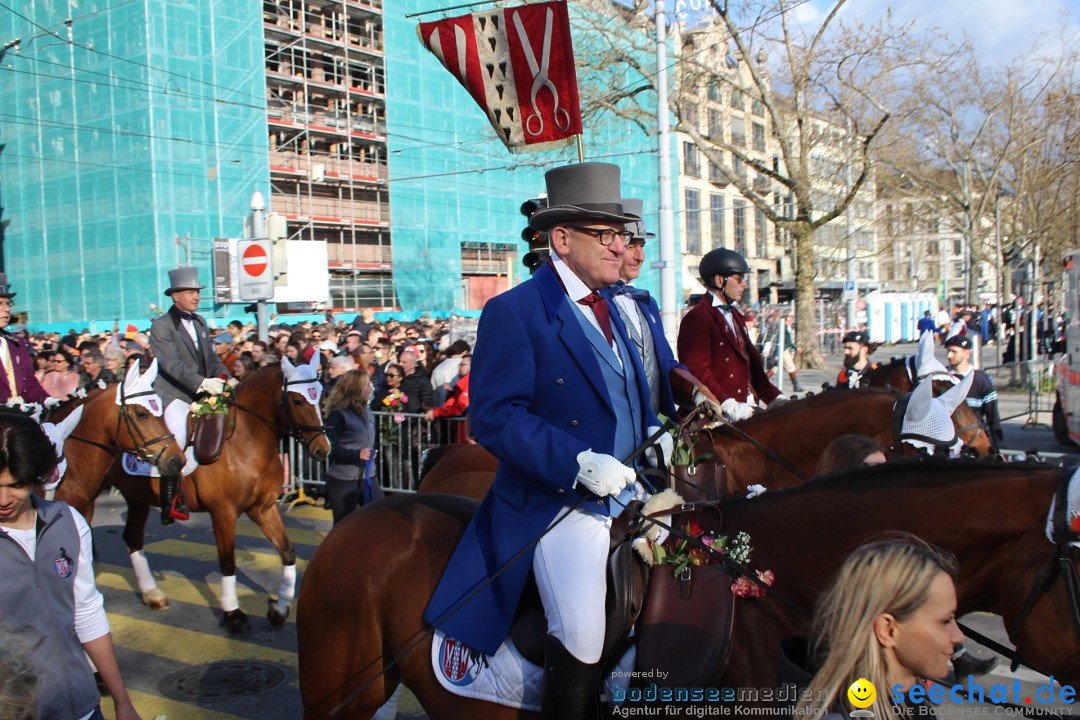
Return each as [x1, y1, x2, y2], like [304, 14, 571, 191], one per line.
[101, 688, 250, 720]
[108, 614, 297, 667]
[95, 564, 297, 624]
[277, 503, 332, 522]
[141, 539, 310, 572]
[233, 519, 328, 547]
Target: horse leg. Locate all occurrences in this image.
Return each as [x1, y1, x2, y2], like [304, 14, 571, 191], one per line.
[122, 498, 168, 609]
[209, 506, 250, 634]
[246, 499, 297, 628]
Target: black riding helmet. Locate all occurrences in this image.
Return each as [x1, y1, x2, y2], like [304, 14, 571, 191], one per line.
[699, 249, 750, 290]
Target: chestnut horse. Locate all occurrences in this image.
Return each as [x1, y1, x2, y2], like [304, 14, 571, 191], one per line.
[297, 460, 1080, 718]
[57, 361, 331, 631]
[417, 389, 992, 500]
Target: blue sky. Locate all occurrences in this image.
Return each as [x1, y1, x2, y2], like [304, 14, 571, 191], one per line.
[790, 0, 1080, 66]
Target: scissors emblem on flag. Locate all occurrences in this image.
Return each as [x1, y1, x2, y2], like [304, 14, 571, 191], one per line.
[512, 7, 571, 136]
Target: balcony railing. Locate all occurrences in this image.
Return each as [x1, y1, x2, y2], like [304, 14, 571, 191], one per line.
[272, 194, 390, 223]
[268, 151, 388, 181]
[326, 241, 393, 266]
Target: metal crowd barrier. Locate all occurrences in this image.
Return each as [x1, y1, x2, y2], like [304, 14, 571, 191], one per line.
[279, 412, 469, 510]
[981, 359, 1055, 424]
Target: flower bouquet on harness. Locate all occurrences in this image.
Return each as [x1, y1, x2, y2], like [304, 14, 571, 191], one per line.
[189, 379, 237, 465]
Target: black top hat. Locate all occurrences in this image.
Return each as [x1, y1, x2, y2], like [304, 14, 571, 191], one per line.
[0, 273, 16, 299]
[842, 330, 870, 345]
[944, 334, 973, 350]
[529, 163, 640, 232]
[164, 266, 206, 296]
[621, 198, 655, 243]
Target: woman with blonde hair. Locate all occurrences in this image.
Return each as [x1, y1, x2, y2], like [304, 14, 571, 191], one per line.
[323, 370, 378, 525]
[795, 534, 963, 719]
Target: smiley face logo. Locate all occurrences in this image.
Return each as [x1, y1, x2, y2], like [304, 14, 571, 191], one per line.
[847, 678, 876, 709]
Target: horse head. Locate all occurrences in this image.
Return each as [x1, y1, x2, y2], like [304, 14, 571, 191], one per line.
[279, 355, 331, 461]
[112, 359, 185, 475]
[41, 405, 84, 489]
[892, 370, 979, 458]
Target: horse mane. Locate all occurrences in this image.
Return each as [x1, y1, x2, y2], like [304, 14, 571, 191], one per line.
[743, 456, 1059, 502]
[723, 387, 899, 430]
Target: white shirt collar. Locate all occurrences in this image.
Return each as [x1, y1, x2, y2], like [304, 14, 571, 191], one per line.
[551, 254, 593, 302]
[709, 290, 732, 310]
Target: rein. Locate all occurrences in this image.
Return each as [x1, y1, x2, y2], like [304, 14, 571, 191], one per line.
[709, 410, 810, 484]
[232, 373, 328, 452]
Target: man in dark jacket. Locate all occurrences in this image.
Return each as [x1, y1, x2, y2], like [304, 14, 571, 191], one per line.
[149, 267, 229, 524]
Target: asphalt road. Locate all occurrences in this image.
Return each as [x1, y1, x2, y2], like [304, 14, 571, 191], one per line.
[88, 340, 1076, 719]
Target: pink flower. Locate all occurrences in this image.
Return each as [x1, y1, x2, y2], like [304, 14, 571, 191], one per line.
[731, 569, 775, 598]
[393, 413, 405, 424]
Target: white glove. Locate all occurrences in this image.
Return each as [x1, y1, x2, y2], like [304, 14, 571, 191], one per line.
[719, 398, 755, 422]
[644, 426, 674, 468]
[198, 377, 226, 395]
[769, 395, 789, 408]
[692, 390, 723, 418]
[575, 450, 636, 497]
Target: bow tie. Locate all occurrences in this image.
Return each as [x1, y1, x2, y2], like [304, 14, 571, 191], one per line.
[611, 282, 651, 303]
[715, 304, 734, 313]
[175, 309, 194, 321]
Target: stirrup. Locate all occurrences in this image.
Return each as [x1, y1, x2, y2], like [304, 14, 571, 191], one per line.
[163, 496, 190, 524]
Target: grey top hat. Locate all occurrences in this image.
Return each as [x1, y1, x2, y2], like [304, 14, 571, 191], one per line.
[529, 162, 640, 232]
[621, 198, 655, 242]
[0, 273, 16, 299]
[164, 266, 206, 296]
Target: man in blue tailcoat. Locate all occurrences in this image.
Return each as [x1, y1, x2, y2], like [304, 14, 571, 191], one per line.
[424, 163, 657, 719]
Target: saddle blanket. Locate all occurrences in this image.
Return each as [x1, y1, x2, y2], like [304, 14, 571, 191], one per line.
[1046, 466, 1080, 547]
[430, 631, 634, 710]
[121, 448, 197, 478]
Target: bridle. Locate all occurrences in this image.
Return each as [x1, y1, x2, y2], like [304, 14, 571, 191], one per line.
[234, 371, 328, 453]
[68, 382, 176, 466]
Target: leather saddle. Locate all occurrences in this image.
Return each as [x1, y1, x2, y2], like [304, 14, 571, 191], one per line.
[509, 492, 737, 688]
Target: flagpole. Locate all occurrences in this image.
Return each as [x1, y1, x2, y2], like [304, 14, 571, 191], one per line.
[406, 0, 506, 19]
[575, 135, 585, 162]
[655, 0, 677, 342]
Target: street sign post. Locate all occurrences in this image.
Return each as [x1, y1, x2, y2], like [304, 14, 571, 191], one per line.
[237, 239, 274, 301]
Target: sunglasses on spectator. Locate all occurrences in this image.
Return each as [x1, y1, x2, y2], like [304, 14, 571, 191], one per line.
[385, 373, 402, 378]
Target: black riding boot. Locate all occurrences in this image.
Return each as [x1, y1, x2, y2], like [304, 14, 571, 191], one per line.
[952, 643, 998, 677]
[159, 474, 189, 526]
[789, 373, 803, 392]
[541, 635, 600, 720]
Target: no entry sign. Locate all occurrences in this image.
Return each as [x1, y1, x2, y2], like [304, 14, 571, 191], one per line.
[237, 238, 274, 301]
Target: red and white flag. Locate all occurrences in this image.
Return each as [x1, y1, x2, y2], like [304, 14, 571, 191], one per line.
[417, 1, 582, 153]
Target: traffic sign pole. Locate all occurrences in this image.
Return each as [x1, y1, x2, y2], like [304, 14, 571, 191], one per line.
[250, 192, 270, 342]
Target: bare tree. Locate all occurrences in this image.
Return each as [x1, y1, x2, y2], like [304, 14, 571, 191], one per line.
[575, 0, 937, 367]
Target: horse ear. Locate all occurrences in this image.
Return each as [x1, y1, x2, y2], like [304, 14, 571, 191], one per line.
[939, 370, 974, 414]
[140, 358, 159, 385]
[307, 350, 320, 374]
[915, 331, 942, 378]
[123, 358, 141, 388]
[281, 356, 296, 375]
[904, 374, 934, 425]
[54, 405, 84, 442]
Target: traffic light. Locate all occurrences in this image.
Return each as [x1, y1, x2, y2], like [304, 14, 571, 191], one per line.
[520, 197, 548, 274]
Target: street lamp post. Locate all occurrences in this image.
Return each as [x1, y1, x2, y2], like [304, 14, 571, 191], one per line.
[994, 187, 1013, 366]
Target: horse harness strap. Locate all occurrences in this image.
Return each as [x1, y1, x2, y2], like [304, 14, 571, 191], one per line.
[69, 384, 175, 465]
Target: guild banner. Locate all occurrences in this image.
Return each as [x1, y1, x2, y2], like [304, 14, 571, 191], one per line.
[417, 1, 582, 153]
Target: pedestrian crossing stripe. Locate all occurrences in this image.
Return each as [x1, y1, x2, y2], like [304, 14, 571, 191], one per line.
[278, 503, 333, 522]
[108, 614, 297, 667]
[141, 539, 311, 573]
[94, 564, 296, 625]
[100, 688, 250, 720]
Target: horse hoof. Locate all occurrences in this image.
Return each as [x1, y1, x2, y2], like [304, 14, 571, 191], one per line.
[221, 609, 252, 634]
[142, 588, 169, 610]
[267, 599, 290, 628]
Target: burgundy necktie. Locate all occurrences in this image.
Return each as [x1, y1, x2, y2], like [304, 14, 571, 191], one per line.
[579, 292, 614, 347]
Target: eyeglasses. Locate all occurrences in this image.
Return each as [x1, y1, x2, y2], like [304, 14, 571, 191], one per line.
[0, 301, 13, 310]
[726, 273, 748, 284]
[565, 225, 634, 246]
[385, 373, 401, 379]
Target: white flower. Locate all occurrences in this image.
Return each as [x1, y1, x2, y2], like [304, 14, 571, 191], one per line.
[97, 380, 107, 390]
[190, 402, 201, 412]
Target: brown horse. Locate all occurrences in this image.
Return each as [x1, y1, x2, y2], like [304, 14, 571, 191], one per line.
[417, 389, 992, 500]
[57, 361, 330, 631]
[297, 459, 1080, 718]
